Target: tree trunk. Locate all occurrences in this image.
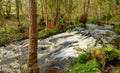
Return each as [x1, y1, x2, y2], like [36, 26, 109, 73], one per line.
[79, 0, 90, 27]
[45, 0, 48, 27]
[55, 0, 60, 27]
[41, 0, 44, 18]
[28, 0, 39, 73]
[5, 0, 11, 19]
[68, 0, 72, 23]
[56, 0, 60, 19]
[15, 0, 23, 32]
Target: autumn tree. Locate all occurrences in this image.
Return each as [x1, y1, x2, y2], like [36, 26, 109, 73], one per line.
[28, 0, 39, 73]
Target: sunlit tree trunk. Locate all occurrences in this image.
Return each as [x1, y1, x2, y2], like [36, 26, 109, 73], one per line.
[28, 0, 39, 73]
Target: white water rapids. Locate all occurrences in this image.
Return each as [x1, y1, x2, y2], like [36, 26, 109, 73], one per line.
[0, 24, 118, 73]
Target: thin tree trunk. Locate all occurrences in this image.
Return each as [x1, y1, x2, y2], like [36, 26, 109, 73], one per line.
[79, 0, 90, 27]
[55, 0, 60, 27]
[6, 0, 11, 19]
[56, 0, 60, 19]
[28, 0, 39, 73]
[41, 0, 44, 18]
[68, 0, 72, 23]
[15, 0, 23, 32]
[86, 0, 90, 14]
[96, 0, 102, 26]
[0, 0, 3, 27]
[45, 0, 48, 27]
[83, 0, 87, 14]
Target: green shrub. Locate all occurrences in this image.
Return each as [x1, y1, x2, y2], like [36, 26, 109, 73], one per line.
[84, 58, 100, 73]
[87, 17, 97, 24]
[70, 63, 85, 73]
[77, 51, 89, 64]
[65, 24, 75, 30]
[102, 13, 112, 21]
[104, 47, 119, 62]
[114, 25, 120, 34]
[38, 27, 60, 38]
[70, 58, 100, 73]
[76, 23, 84, 27]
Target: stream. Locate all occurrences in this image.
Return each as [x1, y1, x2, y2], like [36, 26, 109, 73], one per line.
[0, 24, 119, 73]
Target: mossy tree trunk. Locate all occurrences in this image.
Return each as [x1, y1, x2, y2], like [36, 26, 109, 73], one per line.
[28, 0, 39, 73]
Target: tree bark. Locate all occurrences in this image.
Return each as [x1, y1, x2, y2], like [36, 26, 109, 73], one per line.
[28, 0, 39, 73]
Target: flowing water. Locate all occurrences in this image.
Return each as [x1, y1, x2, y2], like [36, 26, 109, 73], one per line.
[0, 24, 119, 73]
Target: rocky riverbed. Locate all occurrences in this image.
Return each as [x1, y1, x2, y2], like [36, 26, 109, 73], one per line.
[0, 24, 119, 73]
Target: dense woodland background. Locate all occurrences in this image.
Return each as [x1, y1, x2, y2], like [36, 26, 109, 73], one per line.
[0, 0, 120, 45]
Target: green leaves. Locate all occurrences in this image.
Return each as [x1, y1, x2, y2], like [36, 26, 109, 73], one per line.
[104, 47, 113, 51]
[70, 58, 100, 73]
[84, 58, 100, 73]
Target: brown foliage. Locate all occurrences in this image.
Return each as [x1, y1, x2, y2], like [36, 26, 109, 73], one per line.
[47, 20, 55, 29]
